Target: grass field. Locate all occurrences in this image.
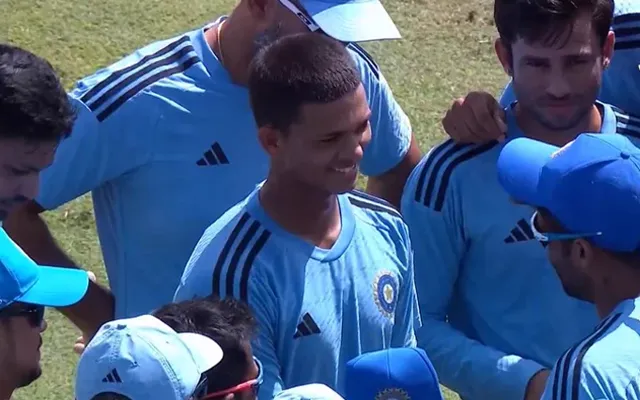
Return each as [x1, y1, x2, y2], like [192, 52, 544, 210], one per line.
[3, 0, 508, 398]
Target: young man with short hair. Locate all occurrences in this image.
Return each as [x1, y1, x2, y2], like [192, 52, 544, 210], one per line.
[154, 297, 261, 400]
[4, 0, 421, 336]
[175, 32, 419, 399]
[497, 133, 640, 400]
[75, 314, 223, 400]
[441, 0, 640, 142]
[401, 0, 631, 399]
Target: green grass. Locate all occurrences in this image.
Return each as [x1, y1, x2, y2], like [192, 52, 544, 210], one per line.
[4, 0, 509, 398]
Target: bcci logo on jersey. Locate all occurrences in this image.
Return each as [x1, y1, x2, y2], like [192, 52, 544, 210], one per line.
[375, 388, 410, 400]
[374, 271, 398, 319]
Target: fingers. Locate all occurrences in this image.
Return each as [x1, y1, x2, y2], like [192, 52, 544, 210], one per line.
[442, 92, 506, 144]
[73, 335, 86, 355]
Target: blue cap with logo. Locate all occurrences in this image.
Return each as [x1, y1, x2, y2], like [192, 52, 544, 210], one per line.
[0, 227, 88, 310]
[346, 348, 444, 400]
[498, 133, 640, 252]
[75, 314, 224, 400]
[297, 0, 401, 43]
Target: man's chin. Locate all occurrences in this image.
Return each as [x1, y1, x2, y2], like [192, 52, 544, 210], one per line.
[17, 367, 42, 388]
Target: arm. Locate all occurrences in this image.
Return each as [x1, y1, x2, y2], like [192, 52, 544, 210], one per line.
[401, 154, 544, 400]
[391, 228, 420, 347]
[347, 44, 419, 208]
[4, 93, 154, 337]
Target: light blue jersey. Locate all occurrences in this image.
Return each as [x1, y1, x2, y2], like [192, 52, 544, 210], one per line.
[500, 1, 640, 114]
[36, 21, 412, 318]
[401, 102, 640, 400]
[542, 297, 640, 400]
[174, 188, 420, 399]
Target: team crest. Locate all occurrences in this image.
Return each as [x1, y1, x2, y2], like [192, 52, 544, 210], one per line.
[373, 271, 398, 319]
[375, 388, 410, 400]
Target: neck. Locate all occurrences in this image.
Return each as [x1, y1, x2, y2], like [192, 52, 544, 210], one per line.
[259, 174, 342, 249]
[204, 9, 255, 86]
[516, 103, 602, 147]
[594, 271, 640, 319]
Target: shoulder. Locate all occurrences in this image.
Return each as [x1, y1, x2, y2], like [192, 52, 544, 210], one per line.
[405, 139, 499, 213]
[549, 312, 633, 399]
[609, 104, 640, 138]
[346, 190, 409, 242]
[70, 31, 202, 124]
[346, 42, 381, 80]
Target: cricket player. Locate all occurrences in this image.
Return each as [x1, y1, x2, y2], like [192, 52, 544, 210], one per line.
[497, 133, 640, 400]
[401, 0, 637, 399]
[175, 33, 419, 399]
[442, 0, 640, 141]
[3, 0, 422, 334]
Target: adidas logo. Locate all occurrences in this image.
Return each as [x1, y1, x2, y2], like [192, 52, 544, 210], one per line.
[504, 219, 547, 247]
[293, 313, 321, 339]
[196, 142, 229, 166]
[102, 368, 122, 383]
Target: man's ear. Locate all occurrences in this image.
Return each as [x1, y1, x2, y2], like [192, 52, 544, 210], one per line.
[572, 238, 595, 273]
[245, 0, 279, 30]
[602, 30, 615, 69]
[495, 38, 513, 76]
[257, 125, 282, 156]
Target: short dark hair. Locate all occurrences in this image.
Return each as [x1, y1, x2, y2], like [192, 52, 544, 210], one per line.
[153, 297, 257, 394]
[0, 44, 76, 142]
[494, 0, 614, 49]
[248, 32, 361, 132]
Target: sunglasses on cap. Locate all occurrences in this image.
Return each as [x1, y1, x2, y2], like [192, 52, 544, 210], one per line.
[193, 357, 264, 400]
[0, 303, 45, 328]
[529, 211, 602, 243]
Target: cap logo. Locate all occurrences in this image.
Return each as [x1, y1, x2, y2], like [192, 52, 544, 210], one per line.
[373, 271, 398, 320]
[375, 388, 410, 400]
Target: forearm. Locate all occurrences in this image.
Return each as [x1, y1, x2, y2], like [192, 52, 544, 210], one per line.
[419, 317, 544, 400]
[4, 205, 114, 337]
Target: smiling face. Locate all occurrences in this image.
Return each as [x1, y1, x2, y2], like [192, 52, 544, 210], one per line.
[273, 84, 371, 194]
[0, 138, 57, 220]
[498, 11, 613, 132]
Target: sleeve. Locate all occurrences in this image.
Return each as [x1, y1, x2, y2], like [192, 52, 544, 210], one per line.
[391, 226, 420, 347]
[348, 44, 412, 178]
[498, 80, 516, 107]
[400, 148, 544, 400]
[35, 84, 156, 210]
[541, 359, 611, 400]
[248, 270, 284, 400]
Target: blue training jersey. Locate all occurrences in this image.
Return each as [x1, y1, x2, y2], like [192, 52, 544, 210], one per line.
[499, 1, 640, 114]
[401, 102, 640, 400]
[36, 20, 412, 318]
[542, 297, 640, 400]
[174, 188, 420, 399]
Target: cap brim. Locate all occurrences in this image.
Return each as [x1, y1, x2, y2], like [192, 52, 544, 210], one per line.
[179, 332, 224, 373]
[300, 0, 401, 42]
[19, 266, 89, 307]
[497, 138, 560, 208]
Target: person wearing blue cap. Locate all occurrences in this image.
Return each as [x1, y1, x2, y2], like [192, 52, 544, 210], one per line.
[345, 348, 444, 400]
[4, 0, 422, 348]
[175, 32, 419, 399]
[400, 0, 637, 399]
[497, 132, 640, 400]
[75, 314, 224, 400]
[0, 227, 88, 400]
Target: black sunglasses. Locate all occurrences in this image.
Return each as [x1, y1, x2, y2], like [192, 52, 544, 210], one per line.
[0, 304, 45, 328]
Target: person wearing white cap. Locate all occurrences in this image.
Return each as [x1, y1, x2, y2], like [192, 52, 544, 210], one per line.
[75, 314, 223, 400]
